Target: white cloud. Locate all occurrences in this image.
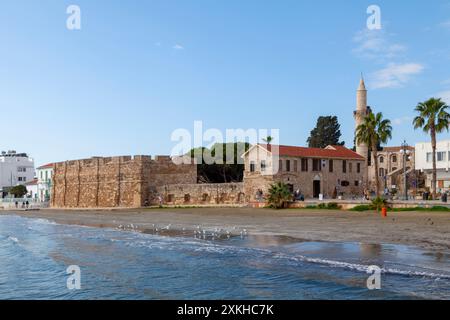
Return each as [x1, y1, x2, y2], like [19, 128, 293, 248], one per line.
[436, 90, 450, 104]
[369, 63, 424, 89]
[440, 20, 450, 29]
[352, 29, 407, 61]
[392, 116, 413, 125]
[173, 44, 184, 50]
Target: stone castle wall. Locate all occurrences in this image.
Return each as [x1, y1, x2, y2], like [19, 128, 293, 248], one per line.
[155, 183, 245, 206]
[51, 155, 197, 208]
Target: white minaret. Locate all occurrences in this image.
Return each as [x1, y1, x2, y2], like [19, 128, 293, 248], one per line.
[354, 76, 369, 161]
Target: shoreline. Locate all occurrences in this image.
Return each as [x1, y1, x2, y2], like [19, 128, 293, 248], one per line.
[1, 207, 449, 252]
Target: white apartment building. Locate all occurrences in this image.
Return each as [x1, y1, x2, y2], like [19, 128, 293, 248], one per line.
[36, 163, 53, 202]
[415, 140, 450, 192]
[0, 151, 35, 196]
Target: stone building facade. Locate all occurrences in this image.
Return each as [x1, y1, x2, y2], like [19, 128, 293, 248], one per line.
[242, 144, 367, 201]
[368, 146, 416, 195]
[353, 77, 418, 195]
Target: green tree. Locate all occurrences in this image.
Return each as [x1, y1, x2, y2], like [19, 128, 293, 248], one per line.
[267, 182, 292, 209]
[188, 142, 250, 183]
[413, 98, 450, 199]
[307, 116, 345, 148]
[356, 112, 392, 197]
[10, 185, 27, 198]
[262, 136, 274, 144]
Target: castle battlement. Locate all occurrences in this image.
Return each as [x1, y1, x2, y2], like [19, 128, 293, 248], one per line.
[51, 154, 198, 208]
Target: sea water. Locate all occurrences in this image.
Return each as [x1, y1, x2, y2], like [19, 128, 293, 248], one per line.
[0, 214, 448, 300]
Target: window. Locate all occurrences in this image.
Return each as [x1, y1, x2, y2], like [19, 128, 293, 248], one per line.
[293, 160, 298, 172]
[184, 194, 191, 203]
[279, 160, 283, 172]
[17, 167, 26, 172]
[341, 181, 350, 187]
[286, 160, 291, 172]
[349, 162, 353, 173]
[329, 159, 334, 173]
[392, 155, 397, 163]
[426, 152, 432, 163]
[301, 159, 308, 172]
[261, 160, 266, 172]
[355, 181, 359, 187]
[379, 156, 384, 163]
[250, 161, 256, 172]
[40, 171, 43, 179]
[379, 168, 385, 177]
[357, 163, 361, 173]
[312, 159, 321, 171]
[342, 160, 347, 173]
[437, 151, 446, 162]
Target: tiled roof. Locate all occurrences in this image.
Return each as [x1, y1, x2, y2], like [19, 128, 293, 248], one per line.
[37, 163, 54, 170]
[259, 144, 365, 160]
[24, 178, 38, 186]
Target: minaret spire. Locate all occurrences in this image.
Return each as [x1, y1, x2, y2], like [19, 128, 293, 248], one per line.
[354, 75, 369, 160]
[358, 73, 366, 91]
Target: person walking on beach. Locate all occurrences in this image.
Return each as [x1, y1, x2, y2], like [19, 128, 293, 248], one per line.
[26, 201, 29, 209]
[15, 201, 18, 209]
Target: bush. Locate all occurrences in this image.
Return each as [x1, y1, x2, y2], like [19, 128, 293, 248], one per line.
[371, 197, 388, 212]
[267, 182, 292, 209]
[9, 185, 27, 198]
[350, 205, 372, 212]
[327, 202, 341, 210]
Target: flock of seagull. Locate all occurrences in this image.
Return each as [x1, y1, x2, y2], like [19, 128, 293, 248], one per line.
[116, 223, 249, 241]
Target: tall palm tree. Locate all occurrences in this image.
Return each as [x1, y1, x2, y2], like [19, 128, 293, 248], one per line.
[262, 136, 274, 145]
[413, 98, 450, 199]
[356, 112, 392, 197]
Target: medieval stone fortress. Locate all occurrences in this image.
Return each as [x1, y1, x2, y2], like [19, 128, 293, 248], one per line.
[0, 78, 446, 209]
[44, 78, 423, 209]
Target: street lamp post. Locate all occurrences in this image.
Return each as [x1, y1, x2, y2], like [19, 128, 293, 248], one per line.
[400, 140, 410, 201]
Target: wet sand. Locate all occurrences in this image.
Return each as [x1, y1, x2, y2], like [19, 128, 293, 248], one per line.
[2, 207, 449, 252]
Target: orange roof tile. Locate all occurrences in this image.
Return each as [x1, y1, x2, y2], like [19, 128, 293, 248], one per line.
[260, 144, 365, 160]
[37, 163, 54, 170]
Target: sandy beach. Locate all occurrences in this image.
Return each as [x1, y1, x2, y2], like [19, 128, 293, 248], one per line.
[2, 207, 449, 252]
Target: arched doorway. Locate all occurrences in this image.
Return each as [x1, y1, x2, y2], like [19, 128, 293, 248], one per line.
[313, 175, 321, 198]
[286, 184, 294, 193]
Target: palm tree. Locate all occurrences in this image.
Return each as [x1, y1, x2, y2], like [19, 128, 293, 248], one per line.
[267, 182, 292, 209]
[413, 98, 450, 199]
[262, 136, 274, 145]
[356, 112, 392, 197]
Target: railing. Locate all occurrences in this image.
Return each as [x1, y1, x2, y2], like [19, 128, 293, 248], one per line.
[0, 198, 49, 209]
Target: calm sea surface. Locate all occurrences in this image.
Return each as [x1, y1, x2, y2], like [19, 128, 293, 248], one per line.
[0, 214, 448, 300]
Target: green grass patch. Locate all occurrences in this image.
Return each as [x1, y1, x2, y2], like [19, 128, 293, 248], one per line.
[390, 206, 450, 212]
[350, 205, 450, 212]
[291, 203, 342, 210]
[349, 205, 372, 212]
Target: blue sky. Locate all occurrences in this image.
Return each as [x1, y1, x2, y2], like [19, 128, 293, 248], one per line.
[1, 0, 450, 166]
